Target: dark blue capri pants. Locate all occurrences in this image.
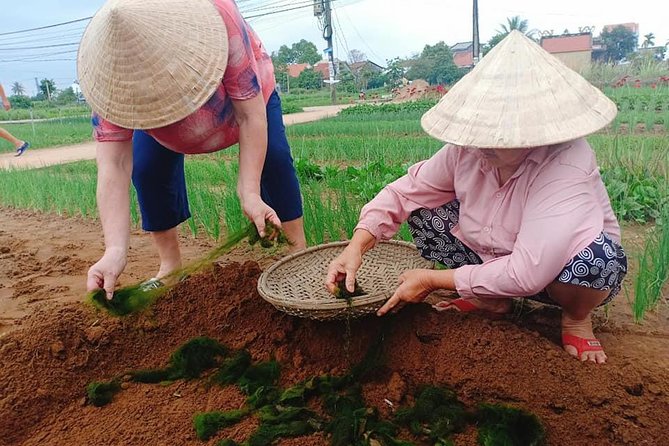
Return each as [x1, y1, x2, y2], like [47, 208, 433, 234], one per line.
[131, 91, 303, 232]
[408, 200, 628, 306]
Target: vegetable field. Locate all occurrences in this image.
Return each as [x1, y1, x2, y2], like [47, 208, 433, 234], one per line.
[0, 88, 668, 446]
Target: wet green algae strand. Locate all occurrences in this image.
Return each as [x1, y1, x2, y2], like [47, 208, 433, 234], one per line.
[89, 222, 288, 317]
[86, 336, 544, 446]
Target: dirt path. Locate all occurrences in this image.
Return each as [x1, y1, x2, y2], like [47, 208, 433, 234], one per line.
[0, 104, 350, 170]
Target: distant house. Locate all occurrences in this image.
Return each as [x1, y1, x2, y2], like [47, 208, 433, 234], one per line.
[313, 60, 332, 79]
[286, 63, 311, 78]
[342, 60, 385, 90]
[450, 41, 474, 68]
[540, 33, 593, 71]
[346, 60, 385, 75]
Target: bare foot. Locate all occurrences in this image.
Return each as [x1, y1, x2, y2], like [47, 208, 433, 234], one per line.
[561, 312, 607, 364]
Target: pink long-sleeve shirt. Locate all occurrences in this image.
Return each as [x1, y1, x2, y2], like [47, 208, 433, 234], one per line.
[356, 138, 621, 299]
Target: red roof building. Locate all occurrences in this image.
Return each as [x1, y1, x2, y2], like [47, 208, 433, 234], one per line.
[286, 63, 310, 78]
[540, 33, 593, 71]
[450, 41, 474, 68]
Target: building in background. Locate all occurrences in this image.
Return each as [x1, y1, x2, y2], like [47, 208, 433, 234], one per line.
[450, 41, 474, 68]
[540, 33, 593, 71]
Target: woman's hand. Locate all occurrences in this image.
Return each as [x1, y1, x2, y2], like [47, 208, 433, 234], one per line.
[377, 269, 437, 316]
[240, 192, 281, 237]
[86, 247, 127, 300]
[325, 245, 363, 294]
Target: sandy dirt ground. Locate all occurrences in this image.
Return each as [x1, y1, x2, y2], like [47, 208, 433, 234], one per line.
[0, 209, 667, 445]
[0, 105, 350, 170]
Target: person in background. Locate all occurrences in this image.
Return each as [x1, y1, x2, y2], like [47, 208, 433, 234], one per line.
[0, 83, 30, 156]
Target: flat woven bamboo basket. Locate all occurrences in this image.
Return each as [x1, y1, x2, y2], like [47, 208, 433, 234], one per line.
[258, 240, 432, 320]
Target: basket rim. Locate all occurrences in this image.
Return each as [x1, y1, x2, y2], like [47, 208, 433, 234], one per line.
[257, 240, 423, 311]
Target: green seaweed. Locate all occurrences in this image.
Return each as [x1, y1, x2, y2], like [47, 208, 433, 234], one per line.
[476, 404, 545, 446]
[395, 386, 468, 443]
[131, 337, 227, 383]
[193, 409, 249, 441]
[89, 221, 288, 317]
[85, 335, 545, 446]
[238, 360, 281, 395]
[89, 284, 162, 317]
[247, 420, 316, 446]
[332, 279, 366, 299]
[211, 350, 253, 387]
[86, 380, 121, 407]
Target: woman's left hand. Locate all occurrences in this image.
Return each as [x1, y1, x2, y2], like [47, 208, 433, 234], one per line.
[240, 193, 281, 237]
[377, 269, 435, 316]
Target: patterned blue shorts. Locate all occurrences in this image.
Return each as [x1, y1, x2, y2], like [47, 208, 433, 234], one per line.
[407, 200, 628, 305]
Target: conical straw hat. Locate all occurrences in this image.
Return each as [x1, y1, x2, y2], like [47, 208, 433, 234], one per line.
[77, 0, 228, 129]
[421, 30, 617, 148]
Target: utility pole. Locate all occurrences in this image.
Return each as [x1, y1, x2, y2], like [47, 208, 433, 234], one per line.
[472, 0, 480, 65]
[323, 0, 337, 104]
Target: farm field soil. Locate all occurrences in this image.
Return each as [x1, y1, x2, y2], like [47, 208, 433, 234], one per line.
[0, 207, 668, 446]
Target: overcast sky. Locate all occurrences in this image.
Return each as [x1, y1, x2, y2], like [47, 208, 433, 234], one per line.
[1, 0, 666, 95]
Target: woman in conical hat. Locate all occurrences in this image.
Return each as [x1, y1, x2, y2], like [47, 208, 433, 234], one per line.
[326, 31, 627, 364]
[79, 0, 306, 299]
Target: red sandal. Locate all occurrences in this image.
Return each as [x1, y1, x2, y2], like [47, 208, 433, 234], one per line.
[562, 333, 604, 359]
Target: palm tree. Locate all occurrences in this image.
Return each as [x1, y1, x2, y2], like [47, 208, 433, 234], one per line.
[642, 32, 655, 48]
[11, 81, 25, 96]
[497, 16, 529, 35]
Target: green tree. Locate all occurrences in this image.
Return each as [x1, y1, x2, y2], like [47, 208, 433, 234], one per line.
[293, 68, 322, 90]
[497, 16, 528, 34]
[11, 81, 25, 96]
[273, 45, 295, 66]
[642, 32, 655, 48]
[56, 87, 78, 105]
[273, 39, 321, 65]
[406, 41, 464, 85]
[483, 16, 532, 55]
[39, 78, 56, 100]
[8, 95, 31, 108]
[600, 26, 638, 62]
[385, 57, 405, 89]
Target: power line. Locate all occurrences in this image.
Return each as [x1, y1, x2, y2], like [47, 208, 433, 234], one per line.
[338, 7, 385, 63]
[0, 42, 79, 51]
[0, 16, 92, 37]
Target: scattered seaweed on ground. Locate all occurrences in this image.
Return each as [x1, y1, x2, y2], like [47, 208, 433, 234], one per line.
[131, 337, 227, 383]
[395, 386, 468, 444]
[193, 409, 250, 441]
[211, 350, 253, 387]
[86, 337, 227, 406]
[86, 380, 121, 407]
[87, 335, 544, 446]
[476, 404, 545, 446]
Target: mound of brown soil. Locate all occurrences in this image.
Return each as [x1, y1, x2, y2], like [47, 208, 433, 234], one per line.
[1, 261, 667, 446]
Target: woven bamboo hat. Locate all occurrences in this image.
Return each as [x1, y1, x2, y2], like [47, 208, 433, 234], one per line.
[77, 0, 228, 129]
[421, 30, 617, 148]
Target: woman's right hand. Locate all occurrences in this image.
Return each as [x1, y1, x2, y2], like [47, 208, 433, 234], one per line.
[86, 247, 127, 300]
[325, 245, 364, 294]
